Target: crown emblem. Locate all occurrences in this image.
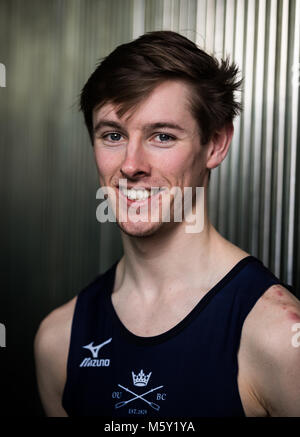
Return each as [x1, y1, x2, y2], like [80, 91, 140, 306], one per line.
[132, 369, 152, 387]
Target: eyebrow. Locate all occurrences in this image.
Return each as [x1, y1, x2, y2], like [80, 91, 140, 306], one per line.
[93, 119, 186, 135]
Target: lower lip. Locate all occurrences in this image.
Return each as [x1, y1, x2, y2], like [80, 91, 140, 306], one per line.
[117, 188, 164, 206]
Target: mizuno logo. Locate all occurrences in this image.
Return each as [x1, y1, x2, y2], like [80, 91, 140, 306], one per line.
[82, 337, 112, 358]
[80, 357, 110, 367]
[79, 337, 112, 368]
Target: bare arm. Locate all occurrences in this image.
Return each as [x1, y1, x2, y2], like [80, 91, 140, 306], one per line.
[239, 285, 300, 416]
[34, 297, 76, 417]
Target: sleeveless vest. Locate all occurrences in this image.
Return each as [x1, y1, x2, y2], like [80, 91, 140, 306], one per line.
[62, 255, 287, 417]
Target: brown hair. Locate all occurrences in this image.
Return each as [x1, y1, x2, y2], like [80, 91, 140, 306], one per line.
[80, 30, 242, 145]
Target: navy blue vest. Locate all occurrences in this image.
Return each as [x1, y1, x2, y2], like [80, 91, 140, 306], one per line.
[62, 256, 287, 417]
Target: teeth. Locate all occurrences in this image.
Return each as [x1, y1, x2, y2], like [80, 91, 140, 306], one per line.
[136, 189, 148, 200]
[119, 187, 164, 201]
[151, 188, 161, 196]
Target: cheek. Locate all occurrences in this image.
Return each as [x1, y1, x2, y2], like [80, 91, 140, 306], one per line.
[94, 149, 120, 177]
[158, 147, 204, 183]
[155, 154, 184, 173]
[156, 148, 193, 173]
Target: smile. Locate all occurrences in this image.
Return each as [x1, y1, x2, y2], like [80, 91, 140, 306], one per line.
[118, 186, 166, 202]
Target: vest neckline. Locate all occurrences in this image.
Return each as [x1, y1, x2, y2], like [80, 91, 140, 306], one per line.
[105, 255, 259, 346]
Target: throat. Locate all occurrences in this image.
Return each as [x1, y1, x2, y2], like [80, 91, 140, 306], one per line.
[111, 287, 205, 338]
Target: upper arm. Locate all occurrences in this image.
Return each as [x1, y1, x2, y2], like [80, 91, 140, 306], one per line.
[34, 298, 76, 417]
[240, 284, 300, 417]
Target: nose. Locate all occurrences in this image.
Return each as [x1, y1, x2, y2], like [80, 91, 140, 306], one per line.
[120, 137, 151, 180]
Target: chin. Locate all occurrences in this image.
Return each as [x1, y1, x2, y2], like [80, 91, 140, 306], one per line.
[116, 220, 165, 238]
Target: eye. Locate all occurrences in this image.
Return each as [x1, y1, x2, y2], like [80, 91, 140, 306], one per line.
[153, 133, 175, 143]
[103, 132, 123, 142]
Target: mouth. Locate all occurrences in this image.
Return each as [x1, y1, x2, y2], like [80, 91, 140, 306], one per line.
[117, 186, 167, 205]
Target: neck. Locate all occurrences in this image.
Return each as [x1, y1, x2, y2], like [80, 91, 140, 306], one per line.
[116, 208, 226, 300]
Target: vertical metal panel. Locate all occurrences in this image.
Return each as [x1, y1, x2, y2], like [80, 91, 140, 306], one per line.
[273, 0, 289, 275]
[251, 0, 266, 256]
[179, 0, 197, 41]
[211, 0, 225, 230]
[133, 0, 145, 38]
[241, 0, 255, 249]
[196, 0, 207, 47]
[288, 0, 300, 285]
[228, 0, 244, 241]
[145, 0, 164, 30]
[204, 1, 218, 224]
[214, 0, 225, 58]
[205, 0, 216, 53]
[162, 0, 180, 30]
[218, 0, 236, 237]
[262, 0, 277, 265]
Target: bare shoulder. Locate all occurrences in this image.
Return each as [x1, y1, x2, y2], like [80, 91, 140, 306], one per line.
[243, 284, 300, 349]
[238, 284, 300, 416]
[34, 296, 77, 416]
[35, 296, 77, 351]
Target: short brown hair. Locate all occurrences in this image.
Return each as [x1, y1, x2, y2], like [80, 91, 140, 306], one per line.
[80, 30, 242, 145]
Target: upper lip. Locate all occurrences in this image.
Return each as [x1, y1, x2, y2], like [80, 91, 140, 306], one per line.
[117, 185, 162, 190]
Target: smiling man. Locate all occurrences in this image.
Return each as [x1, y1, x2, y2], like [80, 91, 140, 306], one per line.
[93, 81, 207, 236]
[34, 31, 300, 417]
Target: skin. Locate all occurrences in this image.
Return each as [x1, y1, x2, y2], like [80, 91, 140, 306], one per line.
[34, 80, 300, 417]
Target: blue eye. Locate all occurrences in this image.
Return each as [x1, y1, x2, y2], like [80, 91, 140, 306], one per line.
[106, 133, 122, 141]
[156, 133, 174, 142]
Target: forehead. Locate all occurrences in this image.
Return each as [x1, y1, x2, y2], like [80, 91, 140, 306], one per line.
[92, 80, 196, 129]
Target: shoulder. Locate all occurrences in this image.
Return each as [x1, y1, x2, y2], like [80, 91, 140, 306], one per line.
[244, 284, 300, 349]
[34, 296, 77, 359]
[240, 284, 300, 416]
[34, 296, 77, 416]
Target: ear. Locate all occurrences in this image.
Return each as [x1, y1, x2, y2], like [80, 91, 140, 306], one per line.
[206, 123, 234, 170]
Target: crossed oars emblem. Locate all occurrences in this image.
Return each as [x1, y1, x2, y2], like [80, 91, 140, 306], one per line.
[115, 384, 164, 411]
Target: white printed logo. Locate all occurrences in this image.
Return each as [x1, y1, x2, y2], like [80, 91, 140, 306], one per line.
[79, 337, 112, 367]
[132, 369, 152, 387]
[112, 369, 167, 414]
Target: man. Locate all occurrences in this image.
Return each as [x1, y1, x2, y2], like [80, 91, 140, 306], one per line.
[34, 31, 300, 417]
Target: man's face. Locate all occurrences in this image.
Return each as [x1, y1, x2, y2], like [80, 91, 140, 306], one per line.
[93, 80, 208, 237]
